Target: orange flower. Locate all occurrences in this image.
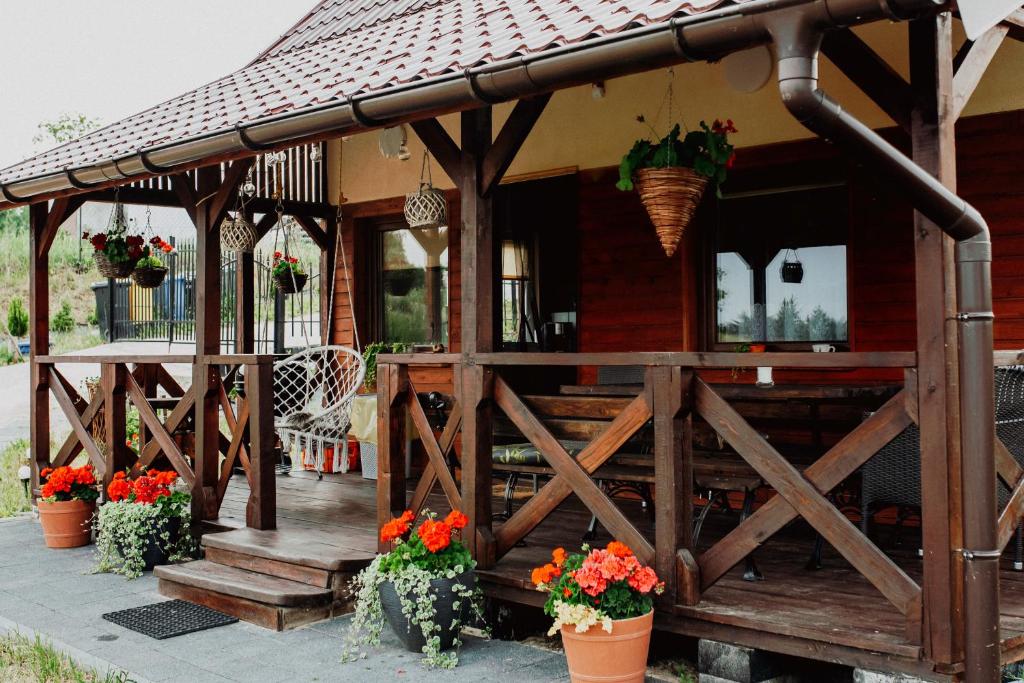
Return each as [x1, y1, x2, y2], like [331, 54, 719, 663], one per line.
[444, 510, 468, 530]
[606, 541, 632, 558]
[530, 562, 562, 586]
[552, 547, 567, 567]
[417, 518, 452, 552]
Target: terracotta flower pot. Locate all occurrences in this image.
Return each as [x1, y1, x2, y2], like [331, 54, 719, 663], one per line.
[38, 499, 96, 549]
[561, 610, 653, 683]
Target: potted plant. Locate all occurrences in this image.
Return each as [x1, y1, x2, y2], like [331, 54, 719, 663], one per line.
[617, 119, 736, 257]
[272, 251, 307, 293]
[37, 464, 100, 548]
[83, 218, 144, 279]
[361, 341, 409, 393]
[343, 509, 483, 669]
[131, 237, 173, 289]
[94, 469, 193, 578]
[532, 542, 664, 683]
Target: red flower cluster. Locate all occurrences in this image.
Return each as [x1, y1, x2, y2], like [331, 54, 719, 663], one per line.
[712, 118, 738, 135]
[86, 232, 108, 251]
[532, 542, 663, 598]
[380, 509, 469, 551]
[418, 518, 452, 552]
[149, 236, 174, 254]
[380, 509, 415, 543]
[40, 464, 97, 501]
[531, 546, 567, 586]
[106, 469, 178, 505]
[273, 253, 299, 265]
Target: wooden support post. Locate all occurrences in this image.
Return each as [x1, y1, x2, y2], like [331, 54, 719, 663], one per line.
[245, 359, 275, 529]
[909, 14, 961, 663]
[29, 203, 50, 492]
[648, 366, 692, 603]
[102, 363, 128, 486]
[320, 214, 338, 346]
[235, 208, 256, 354]
[460, 363, 495, 567]
[377, 363, 408, 552]
[137, 364, 158, 461]
[459, 108, 494, 355]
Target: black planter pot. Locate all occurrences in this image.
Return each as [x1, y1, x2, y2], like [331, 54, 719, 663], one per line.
[378, 570, 474, 652]
[781, 260, 804, 284]
[117, 516, 182, 572]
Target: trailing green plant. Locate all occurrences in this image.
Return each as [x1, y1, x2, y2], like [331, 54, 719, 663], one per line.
[616, 120, 736, 195]
[51, 302, 74, 334]
[94, 470, 194, 579]
[342, 509, 484, 669]
[6, 298, 27, 338]
[362, 341, 409, 389]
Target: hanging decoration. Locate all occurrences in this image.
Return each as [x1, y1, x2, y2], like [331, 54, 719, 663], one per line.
[267, 153, 308, 294]
[221, 164, 258, 253]
[85, 189, 140, 278]
[404, 151, 447, 230]
[616, 69, 737, 257]
[130, 206, 172, 289]
[780, 249, 804, 284]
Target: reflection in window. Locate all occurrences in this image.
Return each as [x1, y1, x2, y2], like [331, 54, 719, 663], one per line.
[714, 185, 848, 344]
[381, 227, 448, 346]
[501, 239, 537, 345]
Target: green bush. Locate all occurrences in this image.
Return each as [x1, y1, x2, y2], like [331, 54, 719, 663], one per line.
[6, 299, 27, 338]
[51, 301, 74, 333]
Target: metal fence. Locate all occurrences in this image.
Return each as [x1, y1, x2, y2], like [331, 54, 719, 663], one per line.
[94, 238, 322, 353]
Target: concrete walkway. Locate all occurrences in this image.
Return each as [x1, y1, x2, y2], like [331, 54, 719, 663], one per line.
[0, 516, 571, 682]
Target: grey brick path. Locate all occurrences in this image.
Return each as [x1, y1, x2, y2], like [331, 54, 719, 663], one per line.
[0, 516, 569, 682]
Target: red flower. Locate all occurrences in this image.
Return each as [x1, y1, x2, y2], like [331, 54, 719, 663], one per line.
[444, 510, 468, 530]
[417, 518, 452, 552]
[380, 509, 416, 543]
[126, 235, 144, 247]
[273, 251, 282, 259]
[90, 233, 107, 250]
[128, 245, 143, 259]
[606, 541, 632, 558]
[149, 236, 162, 245]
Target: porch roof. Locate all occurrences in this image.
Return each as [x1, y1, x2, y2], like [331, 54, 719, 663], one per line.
[0, 0, 758, 206]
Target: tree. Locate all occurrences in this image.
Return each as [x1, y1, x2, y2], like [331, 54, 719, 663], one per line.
[33, 112, 101, 147]
[0, 207, 27, 233]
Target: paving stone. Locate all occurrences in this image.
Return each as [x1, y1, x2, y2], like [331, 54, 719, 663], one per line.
[853, 669, 931, 683]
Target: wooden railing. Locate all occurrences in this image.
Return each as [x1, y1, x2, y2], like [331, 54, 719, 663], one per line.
[33, 354, 275, 530]
[378, 351, 939, 635]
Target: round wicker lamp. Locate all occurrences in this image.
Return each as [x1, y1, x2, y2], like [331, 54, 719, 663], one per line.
[221, 214, 257, 253]
[404, 152, 447, 230]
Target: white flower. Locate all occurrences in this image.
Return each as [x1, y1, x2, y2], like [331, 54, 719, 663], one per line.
[547, 600, 612, 636]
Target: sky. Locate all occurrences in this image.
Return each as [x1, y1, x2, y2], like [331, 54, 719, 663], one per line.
[0, 1, 314, 169]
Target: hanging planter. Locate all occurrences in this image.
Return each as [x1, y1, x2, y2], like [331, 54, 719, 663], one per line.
[274, 272, 308, 294]
[94, 252, 135, 278]
[404, 152, 447, 229]
[86, 199, 146, 278]
[780, 249, 804, 284]
[221, 214, 257, 253]
[618, 119, 736, 258]
[131, 237, 174, 290]
[272, 251, 307, 293]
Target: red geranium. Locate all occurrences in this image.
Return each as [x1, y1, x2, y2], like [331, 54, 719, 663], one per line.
[105, 469, 178, 505]
[40, 464, 99, 503]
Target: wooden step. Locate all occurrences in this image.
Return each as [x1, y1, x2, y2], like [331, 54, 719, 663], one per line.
[202, 527, 375, 572]
[156, 560, 338, 631]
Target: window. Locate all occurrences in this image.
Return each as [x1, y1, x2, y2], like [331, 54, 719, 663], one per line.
[714, 185, 849, 346]
[377, 225, 449, 346]
[501, 239, 537, 345]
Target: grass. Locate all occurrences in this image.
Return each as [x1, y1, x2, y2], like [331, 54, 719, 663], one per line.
[0, 632, 130, 683]
[0, 439, 30, 519]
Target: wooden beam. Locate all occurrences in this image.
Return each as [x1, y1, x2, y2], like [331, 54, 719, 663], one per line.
[410, 119, 462, 184]
[29, 203, 50, 491]
[459, 363, 495, 566]
[293, 214, 329, 251]
[170, 173, 198, 226]
[460, 108, 494, 354]
[407, 383, 462, 510]
[409, 401, 462, 517]
[208, 158, 256, 231]
[1002, 9, 1024, 42]
[481, 94, 551, 196]
[820, 29, 913, 133]
[37, 196, 86, 258]
[377, 363, 409, 552]
[48, 368, 105, 473]
[245, 360, 275, 530]
[254, 212, 278, 242]
[951, 24, 1009, 120]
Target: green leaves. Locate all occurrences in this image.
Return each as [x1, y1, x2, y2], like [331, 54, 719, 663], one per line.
[616, 119, 736, 193]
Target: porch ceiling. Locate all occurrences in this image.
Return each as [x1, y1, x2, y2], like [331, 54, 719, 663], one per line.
[0, 0, 761, 206]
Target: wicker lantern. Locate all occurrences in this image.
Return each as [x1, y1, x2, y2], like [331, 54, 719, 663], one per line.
[404, 152, 447, 229]
[221, 214, 257, 253]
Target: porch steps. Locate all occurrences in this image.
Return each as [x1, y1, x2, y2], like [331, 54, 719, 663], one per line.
[155, 528, 374, 631]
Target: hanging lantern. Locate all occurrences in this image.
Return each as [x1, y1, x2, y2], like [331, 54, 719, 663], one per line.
[780, 249, 804, 284]
[404, 152, 447, 230]
[221, 213, 257, 253]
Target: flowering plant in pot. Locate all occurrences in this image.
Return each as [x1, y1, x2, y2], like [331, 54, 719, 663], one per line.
[94, 469, 193, 578]
[131, 237, 173, 289]
[83, 228, 145, 279]
[271, 251, 307, 293]
[532, 542, 664, 683]
[617, 119, 736, 257]
[37, 464, 100, 549]
[343, 509, 484, 669]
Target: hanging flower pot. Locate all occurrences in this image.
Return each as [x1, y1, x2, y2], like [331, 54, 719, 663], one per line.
[221, 214, 257, 253]
[634, 167, 709, 257]
[86, 199, 144, 278]
[404, 152, 447, 230]
[274, 271, 308, 294]
[132, 265, 168, 289]
[618, 119, 737, 258]
[131, 237, 174, 289]
[780, 249, 804, 284]
[94, 252, 135, 278]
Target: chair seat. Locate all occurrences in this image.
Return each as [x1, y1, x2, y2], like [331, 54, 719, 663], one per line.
[492, 442, 583, 465]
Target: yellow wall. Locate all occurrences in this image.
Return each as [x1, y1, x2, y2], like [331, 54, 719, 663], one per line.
[332, 21, 1024, 205]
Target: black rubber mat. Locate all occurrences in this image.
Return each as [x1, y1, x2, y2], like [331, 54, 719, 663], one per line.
[102, 599, 238, 639]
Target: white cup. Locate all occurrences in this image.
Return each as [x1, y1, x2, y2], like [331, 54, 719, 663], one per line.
[812, 344, 836, 352]
[756, 366, 774, 387]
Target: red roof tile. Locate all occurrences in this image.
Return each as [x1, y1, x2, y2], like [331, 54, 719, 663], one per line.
[1, 0, 749, 186]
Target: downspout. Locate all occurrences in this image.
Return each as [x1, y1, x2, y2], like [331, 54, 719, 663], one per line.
[758, 7, 998, 681]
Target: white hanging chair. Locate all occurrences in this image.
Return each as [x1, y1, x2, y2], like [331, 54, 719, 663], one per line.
[274, 345, 365, 474]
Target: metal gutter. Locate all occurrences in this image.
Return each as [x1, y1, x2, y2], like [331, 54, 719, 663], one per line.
[0, 0, 939, 208]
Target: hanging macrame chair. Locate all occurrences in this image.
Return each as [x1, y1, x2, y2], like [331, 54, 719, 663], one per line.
[263, 150, 365, 478]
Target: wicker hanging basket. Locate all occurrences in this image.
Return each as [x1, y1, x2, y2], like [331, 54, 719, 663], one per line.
[404, 152, 447, 229]
[132, 266, 168, 289]
[221, 214, 258, 253]
[94, 252, 135, 278]
[274, 271, 308, 294]
[634, 167, 709, 258]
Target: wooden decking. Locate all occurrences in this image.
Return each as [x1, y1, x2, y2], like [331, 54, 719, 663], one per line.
[214, 468, 1024, 678]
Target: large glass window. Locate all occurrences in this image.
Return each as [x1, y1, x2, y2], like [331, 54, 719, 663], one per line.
[714, 185, 848, 345]
[380, 227, 448, 346]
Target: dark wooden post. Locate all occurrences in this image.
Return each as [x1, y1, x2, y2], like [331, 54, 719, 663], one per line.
[29, 203, 50, 492]
[102, 362, 129, 485]
[320, 214, 338, 346]
[246, 357, 276, 529]
[235, 208, 256, 355]
[193, 165, 223, 522]
[909, 14, 962, 663]
[377, 362, 408, 552]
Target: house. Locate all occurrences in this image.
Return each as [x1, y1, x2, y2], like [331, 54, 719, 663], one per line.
[2, 0, 1024, 679]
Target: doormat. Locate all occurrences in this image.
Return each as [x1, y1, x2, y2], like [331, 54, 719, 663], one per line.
[102, 599, 238, 640]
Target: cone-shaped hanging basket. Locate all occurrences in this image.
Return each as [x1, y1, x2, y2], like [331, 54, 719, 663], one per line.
[635, 167, 709, 257]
